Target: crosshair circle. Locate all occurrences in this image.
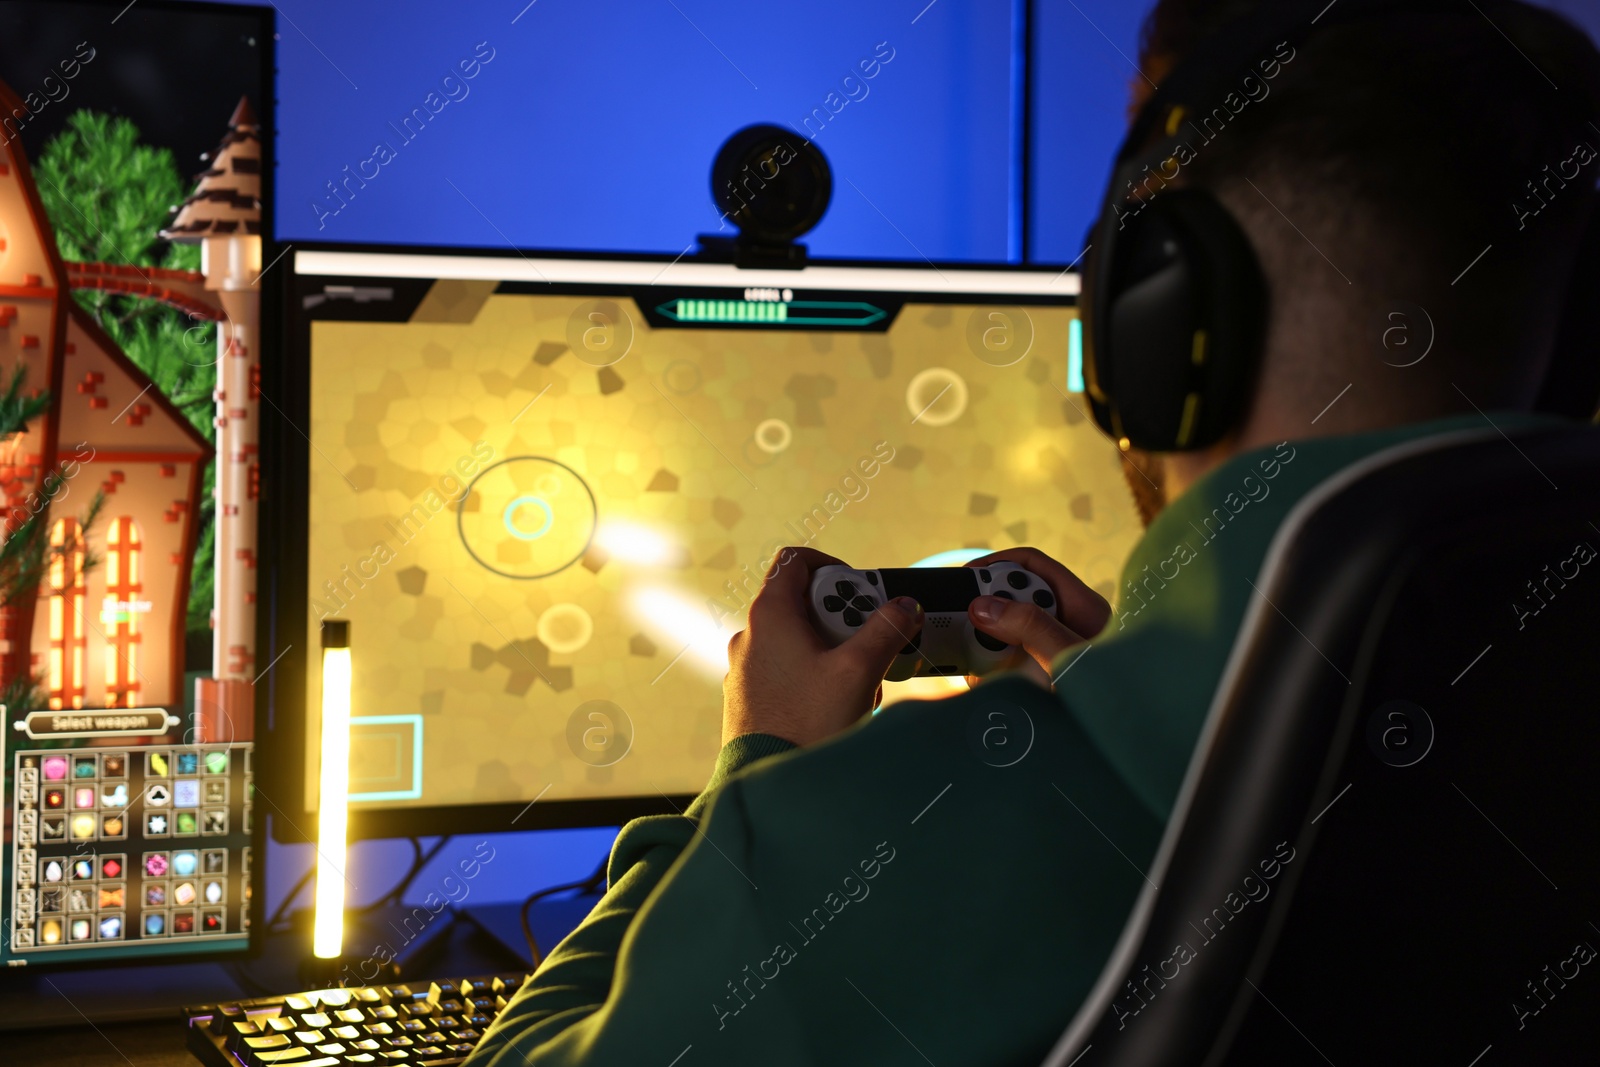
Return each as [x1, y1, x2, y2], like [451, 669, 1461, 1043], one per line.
[503, 496, 554, 541]
[458, 456, 597, 580]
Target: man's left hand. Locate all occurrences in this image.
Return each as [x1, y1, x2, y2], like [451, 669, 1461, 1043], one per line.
[722, 547, 923, 747]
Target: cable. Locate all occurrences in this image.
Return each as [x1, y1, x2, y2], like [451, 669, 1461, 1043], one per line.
[356, 836, 452, 914]
[265, 867, 316, 932]
[265, 836, 451, 932]
[519, 856, 609, 968]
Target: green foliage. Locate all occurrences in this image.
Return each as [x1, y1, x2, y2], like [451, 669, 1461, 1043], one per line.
[34, 110, 217, 637]
[34, 110, 195, 271]
[0, 364, 51, 440]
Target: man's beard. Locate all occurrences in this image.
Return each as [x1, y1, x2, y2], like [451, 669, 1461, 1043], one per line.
[1119, 447, 1167, 527]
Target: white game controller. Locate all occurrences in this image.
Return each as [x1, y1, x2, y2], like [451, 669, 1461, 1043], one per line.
[808, 563, 1057, 681]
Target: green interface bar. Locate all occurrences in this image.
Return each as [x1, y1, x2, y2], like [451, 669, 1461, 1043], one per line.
[656, 299, 888, 327]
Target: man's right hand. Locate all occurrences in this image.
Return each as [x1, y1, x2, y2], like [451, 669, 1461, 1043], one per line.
[964, 547, 1112, 682]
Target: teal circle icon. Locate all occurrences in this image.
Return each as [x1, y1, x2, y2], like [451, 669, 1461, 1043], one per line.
[503, 495, 554, 541]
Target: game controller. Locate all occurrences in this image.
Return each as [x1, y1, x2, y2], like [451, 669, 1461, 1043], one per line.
[808, 563, 1057, 681]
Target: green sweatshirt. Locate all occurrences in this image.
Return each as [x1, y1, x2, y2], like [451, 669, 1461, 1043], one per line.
[466, 413, 1563, 1067]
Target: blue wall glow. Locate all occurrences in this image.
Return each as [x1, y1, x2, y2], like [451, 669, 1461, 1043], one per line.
[257, 0, 1015, 261]
[209, 0, 1600, 265]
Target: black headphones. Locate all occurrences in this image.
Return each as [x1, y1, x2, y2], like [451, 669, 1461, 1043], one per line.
[1080, 0, 1600, 452]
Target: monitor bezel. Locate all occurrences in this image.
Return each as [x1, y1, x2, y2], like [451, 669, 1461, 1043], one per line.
[261, 240, 1081, 843]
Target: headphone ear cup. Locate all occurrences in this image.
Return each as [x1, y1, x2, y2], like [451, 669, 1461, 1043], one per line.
[1534, 192, 1600, 421]
[1087, 188, 1267, 452]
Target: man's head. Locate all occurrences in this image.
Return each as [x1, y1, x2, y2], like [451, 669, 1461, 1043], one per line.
[1113, 0, 1600, 518]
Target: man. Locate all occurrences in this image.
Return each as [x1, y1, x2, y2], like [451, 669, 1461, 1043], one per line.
[468, 3, 1600, 1064]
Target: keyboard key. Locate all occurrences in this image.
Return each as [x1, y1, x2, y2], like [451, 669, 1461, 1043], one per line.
[228, 1020, 263, 1048]
[211, 1003, 246, 1034]
[379, 1053, 411, 1063]
[330, 1024, 362, 1039]
[354, 988, 384, 1003]
[243, 1034, 292, 1052]
[254, 1048, 313, 1065]
[353, 1038, 382, 1050]
[370, 1005, 400, 1021]
[490, 976, 524, 995]
[384, 986, 418, 1001]
[301, 1012, 332, 1029]
[400, 1019, 428, 1032]
[365, 1022, 395, 1036]
[336, 1008, 366, 1024]
[265, 1017, 297, 1033]
[314, 1043, 346, 1056]
[283, 996, 314, 1013]
[315, 989, 353, 1009]
[346, 1056, 378, 1065]
[292, 1029, 325, 1044]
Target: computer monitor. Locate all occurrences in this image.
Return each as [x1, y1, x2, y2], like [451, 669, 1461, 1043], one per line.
[0, 0, 272, 967]
[260, 248, 1141, 841]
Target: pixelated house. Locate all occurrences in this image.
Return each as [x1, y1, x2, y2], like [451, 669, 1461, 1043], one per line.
[0, 77, 213, 710]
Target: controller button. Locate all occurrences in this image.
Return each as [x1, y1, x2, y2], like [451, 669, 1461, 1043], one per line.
[842, 608, 863, 628]
[1006, 571, 1029, 590]
[975, 629, 1009, 653]
[823, 595, 846, 612]
[835, 580, 858, 599]
[993, 590, 1014, 601]
[864, 572, 879, 586]
[1032, 589, 1055, 610]
[978, 568, 991, 583]
[851, 596, 876, 612]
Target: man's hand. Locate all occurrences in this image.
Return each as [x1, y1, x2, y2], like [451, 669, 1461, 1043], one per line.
[965, 547, 1112, 683]
[723, 547, 923, 747]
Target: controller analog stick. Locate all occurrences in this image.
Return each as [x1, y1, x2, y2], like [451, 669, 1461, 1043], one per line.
[975, 629, 1009, 652]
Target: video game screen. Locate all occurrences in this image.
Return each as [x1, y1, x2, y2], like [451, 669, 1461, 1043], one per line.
[277, 256, 1141, 831]
[0, 0, 270, 966]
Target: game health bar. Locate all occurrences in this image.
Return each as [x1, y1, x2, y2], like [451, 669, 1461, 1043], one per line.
[654, 297, 888, 328]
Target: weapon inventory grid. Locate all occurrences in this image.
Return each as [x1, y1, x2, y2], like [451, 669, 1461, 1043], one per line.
[8, 742, 253, 959]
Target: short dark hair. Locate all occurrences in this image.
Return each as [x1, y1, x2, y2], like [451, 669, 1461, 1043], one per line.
[1134, 1, 1600, 407]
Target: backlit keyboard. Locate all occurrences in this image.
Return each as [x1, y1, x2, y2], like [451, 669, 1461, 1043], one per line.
[183, 973, 530, 1066]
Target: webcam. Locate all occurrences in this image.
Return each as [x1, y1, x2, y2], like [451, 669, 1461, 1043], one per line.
[698, 123, 832, 269]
